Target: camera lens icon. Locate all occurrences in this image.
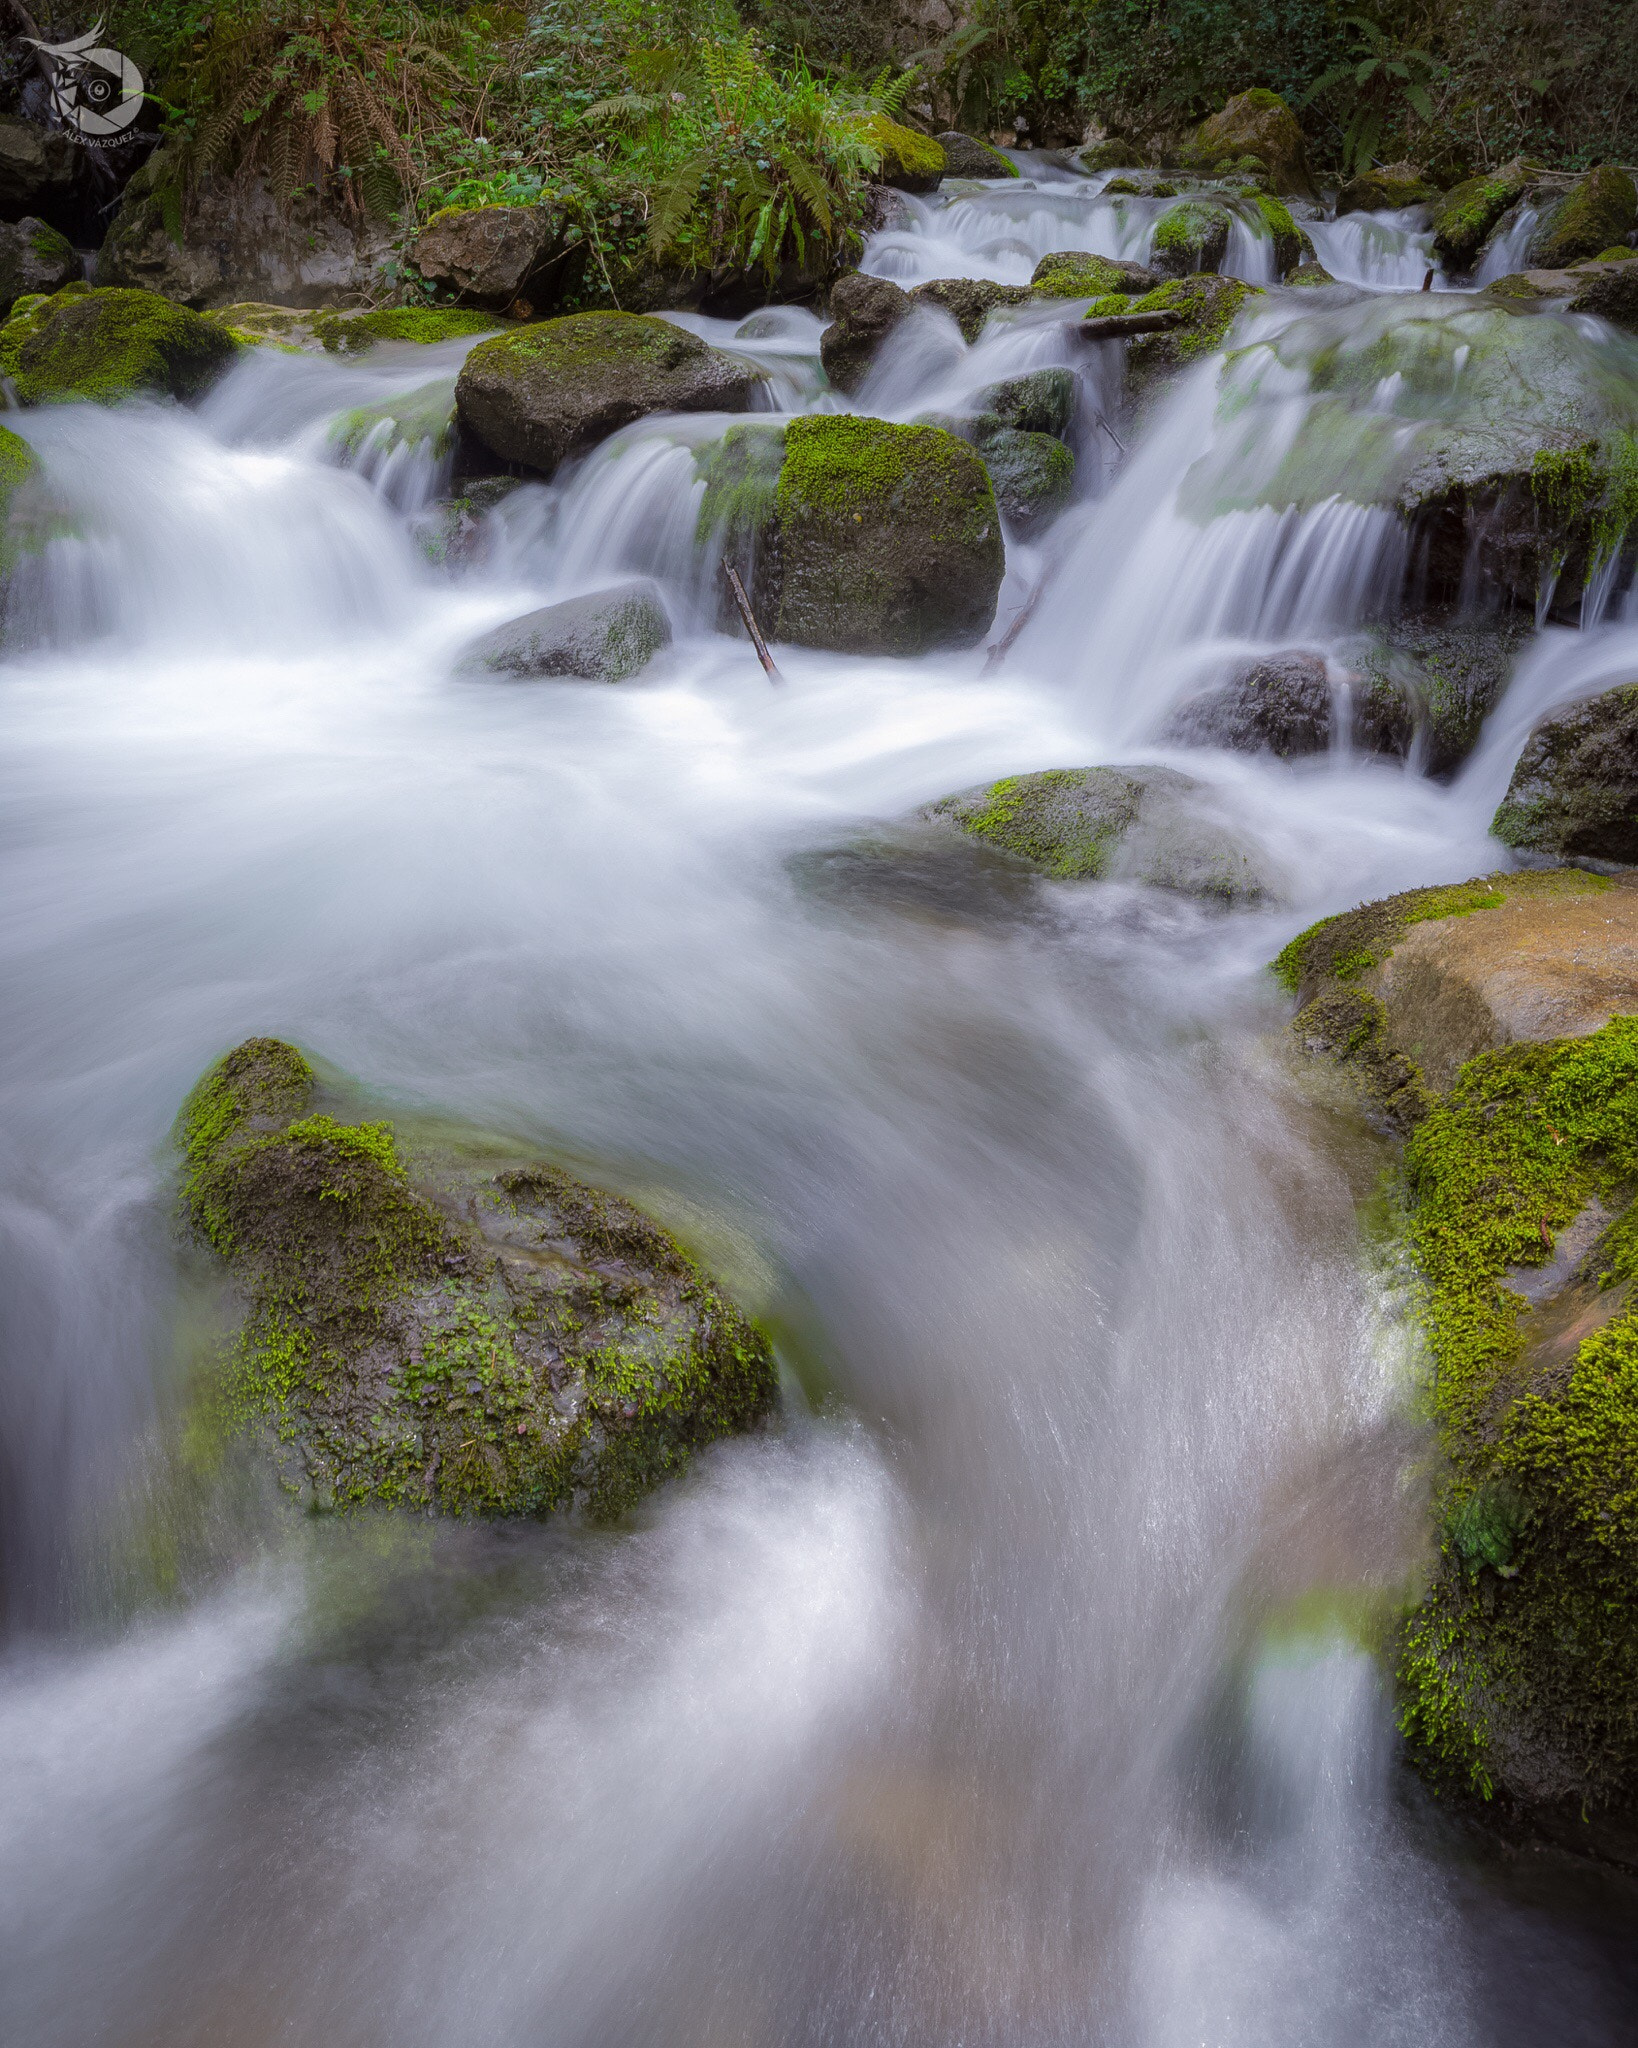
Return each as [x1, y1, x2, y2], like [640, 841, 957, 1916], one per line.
[29, 30, 144, 138]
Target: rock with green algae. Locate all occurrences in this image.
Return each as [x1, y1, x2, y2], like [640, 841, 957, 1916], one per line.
[922, 764, 1275, 903]
[0, 216, 77, 316]
[311, 307, 504, 355]
[1430, 158, 1533, 272]
[1492, 682, 1638, 864]
[0, 284, 239, 406]
[1161, 649, 1421, 760]
[971, 366, 1075, 439]
[1343, 607, 1533, 777]
[1151, 199, 1232, 278]
[909, 276, 1034, 342]
[1528, 166, 1638, 272]
[935, 131, 1018, 180]
[1121, 274, 1264, 397]
[861, 115, 945, 193]
[458, 580, 672, 682]
[1030, 251, 1157, 297]
[455, 311, 762, 478]
[331, 378, 457, 464]
[1181, 90, 1317, 200]
[1336, 162, 1439, 215]
[976, 425, 1074, 536]
[1077, 138, 1144, 173]
[1251, 193, 1303, 276]
[177, 1037, 777, 1522]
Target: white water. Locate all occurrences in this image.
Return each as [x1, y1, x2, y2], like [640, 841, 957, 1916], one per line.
[2, 173, 1637, 2047]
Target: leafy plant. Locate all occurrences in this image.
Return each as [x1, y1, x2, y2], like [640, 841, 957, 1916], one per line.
[1300, 13, 1441, 176]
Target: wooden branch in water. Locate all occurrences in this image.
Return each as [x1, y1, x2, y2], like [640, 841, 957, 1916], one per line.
[1075, 310, 1183, 343]
[982, 575, 1049, 673]
[724, 562, 782, 684]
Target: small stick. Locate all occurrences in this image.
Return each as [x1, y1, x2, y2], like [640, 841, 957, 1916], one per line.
[982, 574, 1048, 673]
[724, 561, 782, 684]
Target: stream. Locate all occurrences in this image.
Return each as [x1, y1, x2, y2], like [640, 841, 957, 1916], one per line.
[3, 163, 1638, 2045]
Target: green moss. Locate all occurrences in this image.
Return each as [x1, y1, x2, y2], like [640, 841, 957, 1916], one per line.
[332, 378, 458, 462]
[1253, 192, 1301, 272]
[1128, 274, 1263, 364]
[1530, 430, 1638, 565]
[1083, 293, 1136, 319]
[312, 307, 504, 356]
[1431, 163, 1531, 270]
[859, 114, 945, 185]
[694, 418, 786, 551]
[957, 768, 1125, 877]
[1152, 199, 1230, 266]
[1395, 1018, 1638, 1805]
[778, 412, 992, 546]
[0, 285, 239, 406]
[1272, 876, 1514, 998]
[1529, 165, 1638, 270]
[1031, 253, 1145, 298]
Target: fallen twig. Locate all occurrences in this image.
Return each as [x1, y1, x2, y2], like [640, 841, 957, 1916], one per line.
[724, 562, 782, 683]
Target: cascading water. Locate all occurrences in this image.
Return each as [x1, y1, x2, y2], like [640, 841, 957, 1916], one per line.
[3, 161, 1638, 2048]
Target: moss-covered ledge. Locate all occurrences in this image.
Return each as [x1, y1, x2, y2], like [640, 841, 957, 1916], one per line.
[178, 1037, 777, 1522]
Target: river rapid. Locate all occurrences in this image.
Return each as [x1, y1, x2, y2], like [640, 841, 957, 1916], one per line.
[3, 165, 1638, 2045]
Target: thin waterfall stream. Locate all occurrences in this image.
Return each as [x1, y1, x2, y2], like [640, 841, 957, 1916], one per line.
[2, 162, 1637, 2046]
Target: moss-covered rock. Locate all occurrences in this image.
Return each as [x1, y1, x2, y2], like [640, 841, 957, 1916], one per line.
[1566, 256, 1638, 331]
[0, 284, 239, 406]
[1430, 158, 1533, 272]
[1336, 162, 1440, 215]
[923, 764, 1273, 902]
[458, 580, 672, 682]
[972, 366, 1075, 439]
[331, 378, 458, 465]
[977, 426, 1074, 536]
[1528, 166, 1638, 272]
[312, 307, 504, 355]
[1151, 199, 1232, 277]
[935, 131, 1019, 180]
[1183, 89, 1317, 200]
[1492, 683, 1638, 863]
[1078, 138, 1144, 172]
[909, 276, 1034, 342]
[1123, 274, 1264, 396]
[0, 216, 77, 317]
[862, 115, 945, 193]
[177, 1037, 777, 1522]
[1030, 250, 1157, 297]
[819, 270, 911, 393]
[454, 311, 762, 478]
[1251, 192, 1302, 275]
[768, 414, 1002, 653]
[1346, 608, 1532, 776]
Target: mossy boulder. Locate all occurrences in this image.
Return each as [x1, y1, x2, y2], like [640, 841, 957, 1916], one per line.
[0, 216, 77, 317]
[702, 414, 1004, 655]
[1151, 199, 1232, 278]
[1336, 162, 1440, 215]
[1430, 158, 1533, 272]
[0, 285, 239, 406]
[458, 580, 672, 682]
[332, 378, 458, 466]
[1122, 274, 1264, 396]
[1078, 138, 1144, 173]
[1251, 193, 1303, 275]
[1528, 166, 1638, 272]
[1492, 683, 1638, 863]
[977, 427, 1074, 536]
[1345, 608, 1532, 777]
[410, 202, 575, 308]
[909, 276, 1033, 342]
[923, 764, 1274, 903]
[862, 115, 945, 193]
[935, 131, 1019, 180]
[1183, 89, 1317, 200]
[454, 311, 763, 478]
[819, 270, 912, 393]
[177, 1037, 777, 1522]
[1030, 250, 1157, 297]
[1567, 258, 1638, 332]
[971, 366, 1075, 439]
[312, 307, 504, 355]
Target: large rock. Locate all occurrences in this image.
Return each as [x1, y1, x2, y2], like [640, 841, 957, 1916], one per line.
[1119, 274, 1264, 397]
[977, 427, 1073, 536]
[455, 311, 762, 477]
[409, 203, 578, 309]
[176, 1037, 776, 1521]
[1277, 869, 1638, 1831]
[1031, 250, 1158, 296]
[1078, 138, 1144, 172]
[972, 366, 1075, 438]
[1430, 158, 1532, 272]
[458, 581, 672, 682]
[819, 270, 912, 393]
[1567, 256, 1638, 330]
[0, 114, 81, 226]
[0, 217, 78, 316]
[309, 307, 502, 354]
[936, 132, 1019, 180]
[1184, 90, 1316, 199]
[1336, 162, 1439, 215]
[1151, 199, 1231, 278]
[922, 764, 1273, 902]
[700, 414, 1004, 655]
[1346, 608, 1532, 776]
[1528, 166, 1638, 271]
[96, 177, 395, 309]
[0, 284, 239, 405]
[1492, 683, 1638, 863]
[862, 116, 945, 193]
[909, 276, 1033, 342]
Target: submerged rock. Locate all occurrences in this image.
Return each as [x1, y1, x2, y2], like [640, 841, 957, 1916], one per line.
[1162, 651, 1334, 756]
[922, 764, 1273, 903]
[1346, 608, 1532, 775]
[1528, 166, 1638, 271]
[1279, 871, 1638, 1828]
[177, 1037, 777, 1521]
[0, 218, 78, 317]
[1492, 682, 1638, 864]
[935, 132, 1018, 180]
[1336, 162, 1439, 215]
[1182, 90, 1317, 200]
[455, 311, 762, 478]
[976, 426, 1074, 536]
[909, 276, 1033, 342]
[1430, 159, 1532, 272]
[0, 284, 239, 405]
[1150, 200, 1231, 278]
[819, 271, 912, 393]
[707, 414, 1002, 655]
[459, 581, 672, 682]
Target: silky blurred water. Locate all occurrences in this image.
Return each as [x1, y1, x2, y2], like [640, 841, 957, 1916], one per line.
[2, 183, 1637, 2047]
